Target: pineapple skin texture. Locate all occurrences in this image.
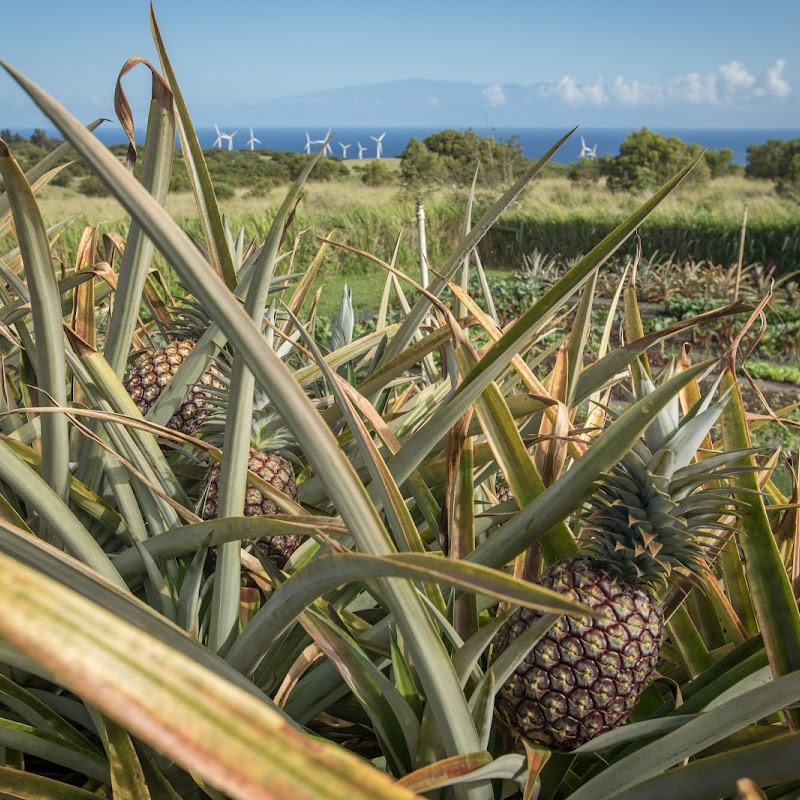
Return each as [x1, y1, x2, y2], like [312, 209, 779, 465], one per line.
[202, 448, 301, 569]
[123, 340, 219, 435]
[492, 556, 664, 751]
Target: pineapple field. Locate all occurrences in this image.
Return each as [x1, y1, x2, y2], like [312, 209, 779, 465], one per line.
[2, 9, 800, 800]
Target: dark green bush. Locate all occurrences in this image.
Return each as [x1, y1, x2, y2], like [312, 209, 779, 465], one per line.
[213, 182, 235, 199]
[77, 174, 111, 197]
[360, 161, 394, 186]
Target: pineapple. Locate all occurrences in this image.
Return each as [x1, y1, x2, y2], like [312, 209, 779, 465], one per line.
[123, 339, 220, 436]
[201, 397, 302, 570]
[491, 369, 744, 751]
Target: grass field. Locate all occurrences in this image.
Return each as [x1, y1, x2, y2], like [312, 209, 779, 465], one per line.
[33, 166, 799, 316]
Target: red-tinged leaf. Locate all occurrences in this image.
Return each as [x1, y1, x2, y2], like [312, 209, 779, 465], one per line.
[397, 752, 493, 792]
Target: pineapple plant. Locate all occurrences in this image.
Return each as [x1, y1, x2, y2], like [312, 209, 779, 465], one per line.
[201, 393, 302, 569]
[491, 369, 745, 751]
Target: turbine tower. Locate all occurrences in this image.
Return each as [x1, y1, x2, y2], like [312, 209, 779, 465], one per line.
[339, 142, 351, 159]
[356, 141, 367, 159]
[246, 128, 261, 150]
[370, 132, 386, 159]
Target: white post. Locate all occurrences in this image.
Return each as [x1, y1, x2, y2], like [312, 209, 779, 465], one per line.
[416, 199, 429, 289]
[734, 205, 748, 302]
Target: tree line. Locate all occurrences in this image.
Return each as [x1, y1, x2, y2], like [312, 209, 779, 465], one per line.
[1, 126, 797, 200]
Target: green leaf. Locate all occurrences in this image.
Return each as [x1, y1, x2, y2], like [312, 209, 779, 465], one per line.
[453, 338, 575, 564]
[112, 515, 345, 578]
[226, 551, 591, 675]
[0, 548, 418, 800]
[0, 717, 109, 783]
[569, 669, 800, 800]
[301, 609, 419, 776]
[0, 671, 97, 752]
[467, 360, 712, 569]
[149, 7, 237, 289]
[383, 156, 703, 499]
[605, 732, 800, 800]
[97, 715, 152, 800]
[0, 765, 103, 799]
[0, 437, 126, 587]
[0, 140, 70, 506]
[720, 368, 800, 727]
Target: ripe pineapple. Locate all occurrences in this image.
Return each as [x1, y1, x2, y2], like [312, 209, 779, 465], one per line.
[123, 339, 220, 436]
[201, 397, 302, 569]
[492, 371, 743, 751]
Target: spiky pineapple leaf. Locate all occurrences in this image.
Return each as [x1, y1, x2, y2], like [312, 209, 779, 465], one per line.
[0, 717, 109, 783]
[0, 140, 70, 506]
[569, 670, 800, 800]
[468, 360, 713, 569]
[0, 765, 104, 799]
[225, 553, 592, 676]
[0, 545, 419, 800]
[383, 157, 704, 502]
[604, 732, 800, 800]
[720, 367, 800, 726]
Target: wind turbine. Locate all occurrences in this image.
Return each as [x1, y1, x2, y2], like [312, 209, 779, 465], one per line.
[304, 131, 314, 155]
[213, 124, 223, 149]
[246, 128, 261, 150]
[357, 141, 367, 159]
[339, 142, 351, 159]
[322, 128, 333, 156]
[580, 136, 597, 159]
[218, 129, 237, 151]
[370, 132, 386, 159]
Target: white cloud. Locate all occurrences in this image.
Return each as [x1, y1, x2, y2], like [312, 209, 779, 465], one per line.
[427, 96, 440, 107]
[765, 58, 791, 97]
[537, 59, 792, 108]
[541, 76, 607, 106]
[718, 61, 756, 96]
[608, 76, 662, 105]
[482, 83, 507, 107]
[670, 71, 718, 104]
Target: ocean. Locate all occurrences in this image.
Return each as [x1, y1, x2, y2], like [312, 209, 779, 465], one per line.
[12, 125, 799, 165]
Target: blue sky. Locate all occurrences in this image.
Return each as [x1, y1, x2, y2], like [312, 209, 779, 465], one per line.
[2, 0, 798, 129]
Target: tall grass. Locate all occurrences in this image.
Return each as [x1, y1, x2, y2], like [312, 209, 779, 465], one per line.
[30, 174, 800, 285]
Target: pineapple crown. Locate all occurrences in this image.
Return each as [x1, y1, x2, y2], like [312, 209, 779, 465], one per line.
[580, 364, 755, 588]
[168, 297, 212, 342]
[197, 363, 297, 458]
[330, 283, 354, 352]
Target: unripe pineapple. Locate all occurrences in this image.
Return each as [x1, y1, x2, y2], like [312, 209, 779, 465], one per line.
[492, 372, 746, 751]
[201, 396, 302, 569]
[123, 339, 220, 436]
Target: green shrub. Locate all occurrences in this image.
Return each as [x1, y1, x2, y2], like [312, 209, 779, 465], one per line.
[360, 160, 394, 186]
[245, 178, 277, 198]
[77, 174, 111, 197]
[213, 181, 235, 199]
[400, 128, 526, 187]
[603, 127, 724, 192]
